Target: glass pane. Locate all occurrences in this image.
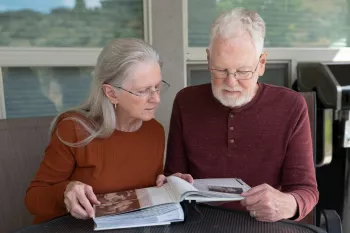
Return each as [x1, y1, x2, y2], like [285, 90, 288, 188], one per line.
[187, 63, 288, 87]
[2, 67, 93, 118]
[0, 0, 143, 47]
[188, 0, 350, 48]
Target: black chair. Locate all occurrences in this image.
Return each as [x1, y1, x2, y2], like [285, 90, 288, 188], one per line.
[300, 92, 342, 233]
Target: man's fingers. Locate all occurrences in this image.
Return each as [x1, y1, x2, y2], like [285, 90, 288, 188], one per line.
[173, 172, 182, 177]
[241, 193, 262, 207]
[254, 210, 278, 222]
[76, 191, 94, 218]
[156, 174, 166, 187]
[246, 203, 267, 212]
[157, 173, 194, 187]
[85, 186, 100, 205]
[241, 184, 269, 196]
[181, 174, 194, 184]
[248, 205, 281, 222]
[173, 173, 194, 184]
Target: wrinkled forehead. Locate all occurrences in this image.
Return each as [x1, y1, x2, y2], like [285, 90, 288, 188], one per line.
[209, 36, 257, 68]
[123, 61, 162, 89]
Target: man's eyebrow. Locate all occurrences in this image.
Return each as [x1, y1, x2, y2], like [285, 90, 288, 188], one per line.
[238, 64, 254, 69]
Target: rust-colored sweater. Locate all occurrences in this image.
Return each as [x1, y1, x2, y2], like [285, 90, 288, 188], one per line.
[25, 113, 165, 223]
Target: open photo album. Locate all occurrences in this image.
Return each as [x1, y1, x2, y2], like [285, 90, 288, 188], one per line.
[92, 176, 251, 231]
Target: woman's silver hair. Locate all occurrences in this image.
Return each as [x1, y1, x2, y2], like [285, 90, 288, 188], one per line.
[49, 38, 160, 147]
[209, 7, 266, 58]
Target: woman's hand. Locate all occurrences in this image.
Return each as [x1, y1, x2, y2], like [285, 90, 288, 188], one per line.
[64, 181, 101, 219]
[156, 173, 194, 187]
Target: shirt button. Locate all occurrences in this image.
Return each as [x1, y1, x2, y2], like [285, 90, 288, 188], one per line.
[230, 127, 234, 131]
[230, 139, 235, 143]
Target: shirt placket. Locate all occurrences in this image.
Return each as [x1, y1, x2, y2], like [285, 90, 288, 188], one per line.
[228, 111, 235, 151]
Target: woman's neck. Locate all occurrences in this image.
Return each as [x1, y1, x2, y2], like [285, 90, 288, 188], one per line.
[115, 109, 142, 132]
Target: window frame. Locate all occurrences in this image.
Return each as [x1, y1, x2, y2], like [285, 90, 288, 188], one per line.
[187, 60, 291, 87]
[186, 47, 350, 86]
[184, 0, 350, 88]
[0, 0, 151, 119]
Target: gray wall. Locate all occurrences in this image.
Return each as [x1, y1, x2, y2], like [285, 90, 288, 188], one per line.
[151, 0, 186, 141]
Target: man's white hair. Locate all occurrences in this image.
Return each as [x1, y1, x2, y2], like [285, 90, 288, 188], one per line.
[209, 7, 266, 57]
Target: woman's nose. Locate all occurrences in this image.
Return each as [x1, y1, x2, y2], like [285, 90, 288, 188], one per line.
[149, 91, 161, 103]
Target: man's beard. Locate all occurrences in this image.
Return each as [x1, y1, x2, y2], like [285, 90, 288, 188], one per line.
[212, 83, 254, 108]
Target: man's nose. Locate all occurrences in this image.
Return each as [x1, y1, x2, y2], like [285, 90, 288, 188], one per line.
[225, 73, 238, 87]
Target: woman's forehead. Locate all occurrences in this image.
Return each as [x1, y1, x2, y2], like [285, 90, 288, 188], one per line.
[125, 62, 162, 88]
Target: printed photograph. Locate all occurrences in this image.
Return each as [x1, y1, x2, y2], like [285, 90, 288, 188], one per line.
[95, 190, 142, 217]
[95, 199, 141, 217]
[97, 190, 138, 205]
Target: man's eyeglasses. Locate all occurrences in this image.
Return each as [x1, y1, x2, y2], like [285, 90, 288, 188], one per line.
[117, 80, 170, 98]
[209, 55, 262, 80]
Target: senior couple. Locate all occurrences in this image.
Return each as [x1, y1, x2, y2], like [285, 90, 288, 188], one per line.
[25, 7, 318, 224]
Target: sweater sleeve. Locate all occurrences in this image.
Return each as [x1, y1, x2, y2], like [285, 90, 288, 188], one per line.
[156, 125, 166, 176]
[164, 93, 190, 176]
[25, 117, 77, 218]
[281, 95, 319, 221]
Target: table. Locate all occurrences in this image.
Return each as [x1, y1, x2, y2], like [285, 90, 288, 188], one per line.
[14, 204, 327, 233]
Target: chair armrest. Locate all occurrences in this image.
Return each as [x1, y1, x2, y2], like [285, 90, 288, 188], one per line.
[319, 209, 342, 233]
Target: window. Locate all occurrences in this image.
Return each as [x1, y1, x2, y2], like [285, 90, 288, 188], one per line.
[0, 0, 144, 47]
[188, 0, 350, 48]
[2, 67, 93, 118]
[0, 0, 148, 119]
[187, 62, 290, 87]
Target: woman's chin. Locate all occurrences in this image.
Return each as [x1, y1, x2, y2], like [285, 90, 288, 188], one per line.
[140, 113, 156, 121]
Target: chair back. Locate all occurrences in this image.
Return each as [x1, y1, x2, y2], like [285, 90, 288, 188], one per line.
[299, 92, 317, 225]
[0, 116, 54, 233]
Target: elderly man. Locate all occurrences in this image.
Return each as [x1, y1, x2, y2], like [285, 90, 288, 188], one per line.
[164, 8, 318, 222]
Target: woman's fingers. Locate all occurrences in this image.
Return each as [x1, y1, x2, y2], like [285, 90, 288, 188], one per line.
[70, 199, 90, 219]
[64, 181, 99, 219]
[85, 185, 101, 205]
[76, 190, 94, 218]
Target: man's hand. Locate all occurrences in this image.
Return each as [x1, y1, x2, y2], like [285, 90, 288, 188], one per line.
[156, 173, 194, 187]
[240, 183, 298, 222]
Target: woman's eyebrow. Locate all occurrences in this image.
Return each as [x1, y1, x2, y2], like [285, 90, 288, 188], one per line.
[136, 81, 162, 89]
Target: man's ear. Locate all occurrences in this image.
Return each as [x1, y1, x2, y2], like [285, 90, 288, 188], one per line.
[206, 48, 210, 70]
[258, 52, 268, 76]
[102, 84, 119, 104]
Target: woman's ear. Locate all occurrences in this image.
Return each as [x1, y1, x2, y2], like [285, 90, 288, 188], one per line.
[102, 84, 119, 104]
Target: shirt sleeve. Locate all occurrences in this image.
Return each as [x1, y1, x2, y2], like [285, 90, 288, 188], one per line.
[164, 93, 190, 176]
[281, 95, 319, 221]
[25, 117, 77, 217]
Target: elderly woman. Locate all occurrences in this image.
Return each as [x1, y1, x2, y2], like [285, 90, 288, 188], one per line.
[25, 38, 192, 224]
